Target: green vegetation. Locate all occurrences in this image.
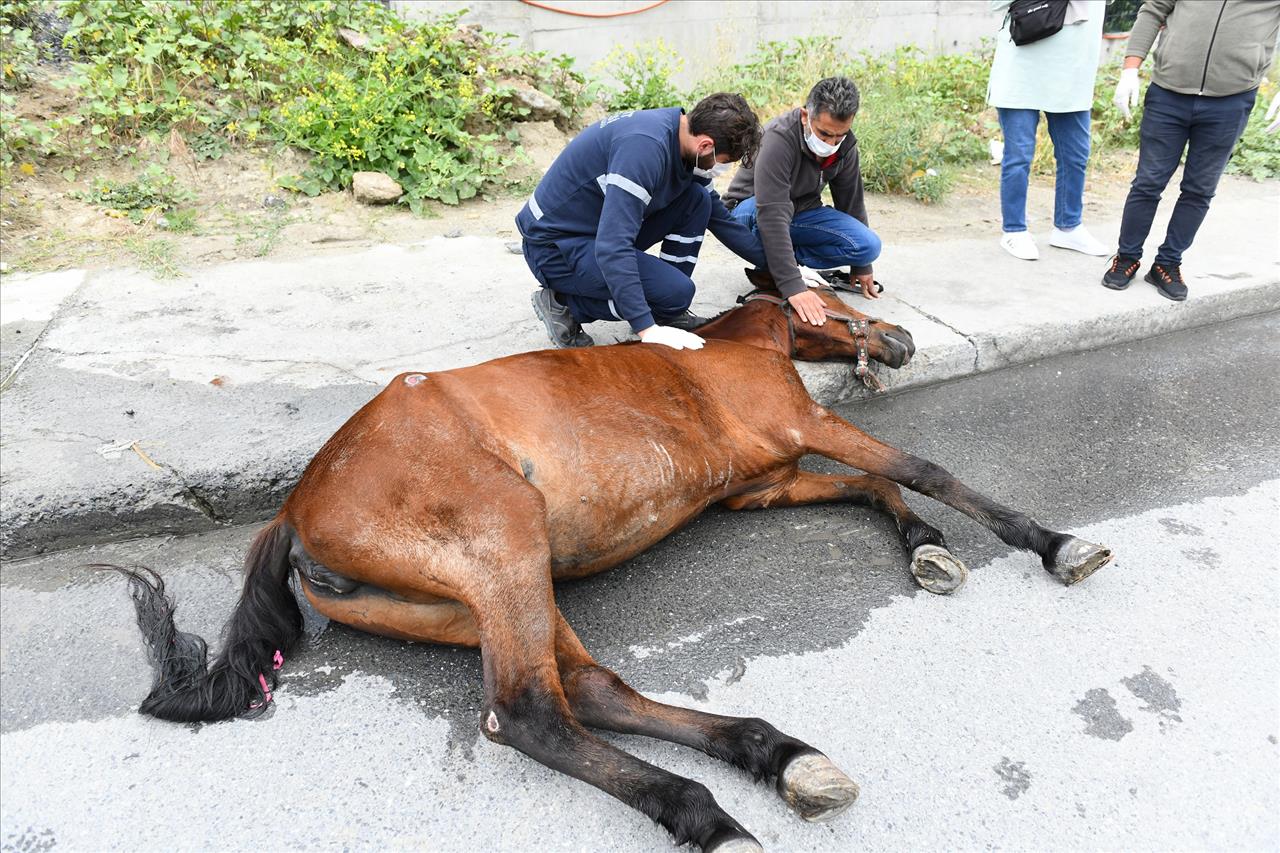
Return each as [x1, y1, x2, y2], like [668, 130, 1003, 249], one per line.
[695, 40, 992, 202]
[3, 1, 587, 209]
[2, 3, 1275, 223]
[70, 163, 194, 223]
[596, 39, 682, 111]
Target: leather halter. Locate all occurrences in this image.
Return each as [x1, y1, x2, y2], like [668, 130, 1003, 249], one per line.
[737, 288, 887, 393]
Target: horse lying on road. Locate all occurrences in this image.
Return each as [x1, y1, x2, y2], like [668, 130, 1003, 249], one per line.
[112, 272, 1112, 852]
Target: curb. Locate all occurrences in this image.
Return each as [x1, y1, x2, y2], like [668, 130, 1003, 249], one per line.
[4, 280, 1276, 560]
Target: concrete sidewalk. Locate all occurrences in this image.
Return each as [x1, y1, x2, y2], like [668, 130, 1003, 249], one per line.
[2, 178, 1277, 558]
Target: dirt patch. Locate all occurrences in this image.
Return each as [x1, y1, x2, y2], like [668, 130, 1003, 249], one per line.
[0, 81, 1138, 279]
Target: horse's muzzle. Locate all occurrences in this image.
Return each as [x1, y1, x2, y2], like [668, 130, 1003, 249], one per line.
[878, 324, 915, 369]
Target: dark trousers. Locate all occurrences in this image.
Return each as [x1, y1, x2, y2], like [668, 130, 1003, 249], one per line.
[522, 183, 712, 325]
[1118, 83, 1257, 266]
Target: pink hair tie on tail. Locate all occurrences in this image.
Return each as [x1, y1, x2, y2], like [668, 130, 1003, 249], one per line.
[249, 652, 283, 710]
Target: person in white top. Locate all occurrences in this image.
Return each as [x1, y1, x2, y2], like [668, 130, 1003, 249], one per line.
[987, 0, 1110, 261]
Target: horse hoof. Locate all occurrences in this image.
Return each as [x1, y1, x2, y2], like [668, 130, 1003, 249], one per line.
[705, 837, 764, 853]
[911, 544, 968, 595]
[778, 751, 860, 822]
[1044, 535, 1113, 585]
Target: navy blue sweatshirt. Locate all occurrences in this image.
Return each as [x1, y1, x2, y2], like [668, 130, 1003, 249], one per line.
[516, 108, 763, 332]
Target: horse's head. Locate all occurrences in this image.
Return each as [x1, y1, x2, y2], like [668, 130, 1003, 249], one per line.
[701, 269, 915, 391]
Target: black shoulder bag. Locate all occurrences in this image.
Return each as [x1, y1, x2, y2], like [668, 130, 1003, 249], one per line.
[1007, 0, 1070, 46]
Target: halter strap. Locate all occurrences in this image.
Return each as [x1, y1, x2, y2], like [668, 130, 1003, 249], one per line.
[737, 287, 885, 393]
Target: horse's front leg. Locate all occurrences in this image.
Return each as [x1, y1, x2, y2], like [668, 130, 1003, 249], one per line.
[801, 411, 1112, 585]
[722, 468, 969, 594]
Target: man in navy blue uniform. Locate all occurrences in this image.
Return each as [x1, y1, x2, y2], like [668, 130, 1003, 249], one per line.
[517, 93, 770, 350]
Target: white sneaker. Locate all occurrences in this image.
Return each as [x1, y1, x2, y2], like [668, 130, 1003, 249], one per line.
[1000, 231, 1039, 261]
[1049, 224, 1109, 256]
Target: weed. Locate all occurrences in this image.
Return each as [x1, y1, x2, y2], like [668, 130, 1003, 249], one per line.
[161, 207, 199, 233]
[234, 209, 289, 257]
[596, 39, 683, 111]
[71, 164, 194, 223]
[123, 235, 182, 278]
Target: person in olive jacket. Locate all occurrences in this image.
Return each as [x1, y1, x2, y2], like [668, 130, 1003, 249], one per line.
[1102, 0, 1280, 300]
[724, 76, 881, 327]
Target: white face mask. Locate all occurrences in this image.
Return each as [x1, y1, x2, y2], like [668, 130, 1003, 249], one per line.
[694, 161, 732, 179]
[803, 118, 844, 158]
[692, 144, 731, 179]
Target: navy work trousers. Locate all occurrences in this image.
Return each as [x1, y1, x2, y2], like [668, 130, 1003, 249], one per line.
[522, 183, 716, 327]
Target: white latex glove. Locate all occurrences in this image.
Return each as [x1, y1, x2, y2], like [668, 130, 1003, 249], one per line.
[1265, 92, 1280, 134]
[1114, 68, 1141, 120]
[798, 265, 829, 288]
[638, 325, 704, 350]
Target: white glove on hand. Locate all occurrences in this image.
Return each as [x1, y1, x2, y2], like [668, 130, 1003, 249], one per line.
[798, 265, 829, 288]
[1265, 92, 1280, 135]
[1114, 68, 1141, 120]
[638, 325, 704, 350]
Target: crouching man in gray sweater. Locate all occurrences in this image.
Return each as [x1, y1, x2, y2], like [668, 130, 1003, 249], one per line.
[723, 76, 882, 326]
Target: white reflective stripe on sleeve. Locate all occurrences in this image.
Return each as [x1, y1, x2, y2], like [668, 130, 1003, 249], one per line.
[528, 194, 543, 219]
[659, 253, 699, 264]
[607, 300, 620, 321]
[596, 173, 652, 205]
[664, 234, 704, 244]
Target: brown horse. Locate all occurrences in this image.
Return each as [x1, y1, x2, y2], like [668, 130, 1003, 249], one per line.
[113, 273, 1111, 852]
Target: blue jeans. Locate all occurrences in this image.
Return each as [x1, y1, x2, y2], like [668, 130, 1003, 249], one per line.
[1117, 83, 1257, 266]
[522, 182, 711, 326]
[996, 107, 1091, 232]
[728, 197, 881, 270]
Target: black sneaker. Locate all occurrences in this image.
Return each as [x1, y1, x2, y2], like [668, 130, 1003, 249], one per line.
[531, 288, 594, 348]
[1102, 254, 1141, 290]
[1145, 262, 1187, 301]
[661, 310, 710, 331]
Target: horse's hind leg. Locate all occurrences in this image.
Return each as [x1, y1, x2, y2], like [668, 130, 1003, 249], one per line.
[425, 487, 762, 851]
[554, 614, 860, 822]
[801, 410, 1112, 584]
[724, 470, 968, 595]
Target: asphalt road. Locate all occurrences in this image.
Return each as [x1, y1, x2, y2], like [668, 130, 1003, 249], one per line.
[2, 312, 1278, 852]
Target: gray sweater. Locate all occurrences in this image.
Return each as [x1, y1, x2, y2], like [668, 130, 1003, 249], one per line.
[1127, 0, 1280, 97]
[724, 108, 870, 298]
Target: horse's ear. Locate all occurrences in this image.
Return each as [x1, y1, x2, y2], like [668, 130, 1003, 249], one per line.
[744, 267, 776, 289]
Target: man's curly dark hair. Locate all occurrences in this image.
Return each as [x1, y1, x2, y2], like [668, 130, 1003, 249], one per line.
[688, 92, 762, 169]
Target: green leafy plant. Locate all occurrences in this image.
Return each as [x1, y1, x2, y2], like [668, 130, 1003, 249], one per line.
[692, 36, 842, 120]
[0, 0, 42, 90]
[596, 39, 683, 111]
[271, 11, 518, 210]
[71, 163, 194, 223]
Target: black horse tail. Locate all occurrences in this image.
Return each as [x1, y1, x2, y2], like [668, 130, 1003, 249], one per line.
[101, 516, 302, 723]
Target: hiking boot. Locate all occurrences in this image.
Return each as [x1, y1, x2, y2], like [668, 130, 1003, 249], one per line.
[531, 288, 594, 348]
[1101, 254, 1141, 290]
[661, 310, 710, 331]
[1145, 262, 1187, 301]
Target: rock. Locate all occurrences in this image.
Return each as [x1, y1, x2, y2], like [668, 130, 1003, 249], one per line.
[505, 241, 522, 254]
[444, 228, 463, 238]
[351, 171, 404, 205]
[337, 27, 371, 50]
[262, 194, 287, 210]
[495, 78, 567, 123]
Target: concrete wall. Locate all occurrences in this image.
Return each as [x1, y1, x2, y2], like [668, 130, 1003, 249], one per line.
[393, 0, 996, 88]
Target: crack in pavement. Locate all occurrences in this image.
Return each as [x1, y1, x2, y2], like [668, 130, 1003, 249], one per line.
[35, 349, 378, 386]
[891, 296, 981, 372]
[1, 271, 95, 393]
